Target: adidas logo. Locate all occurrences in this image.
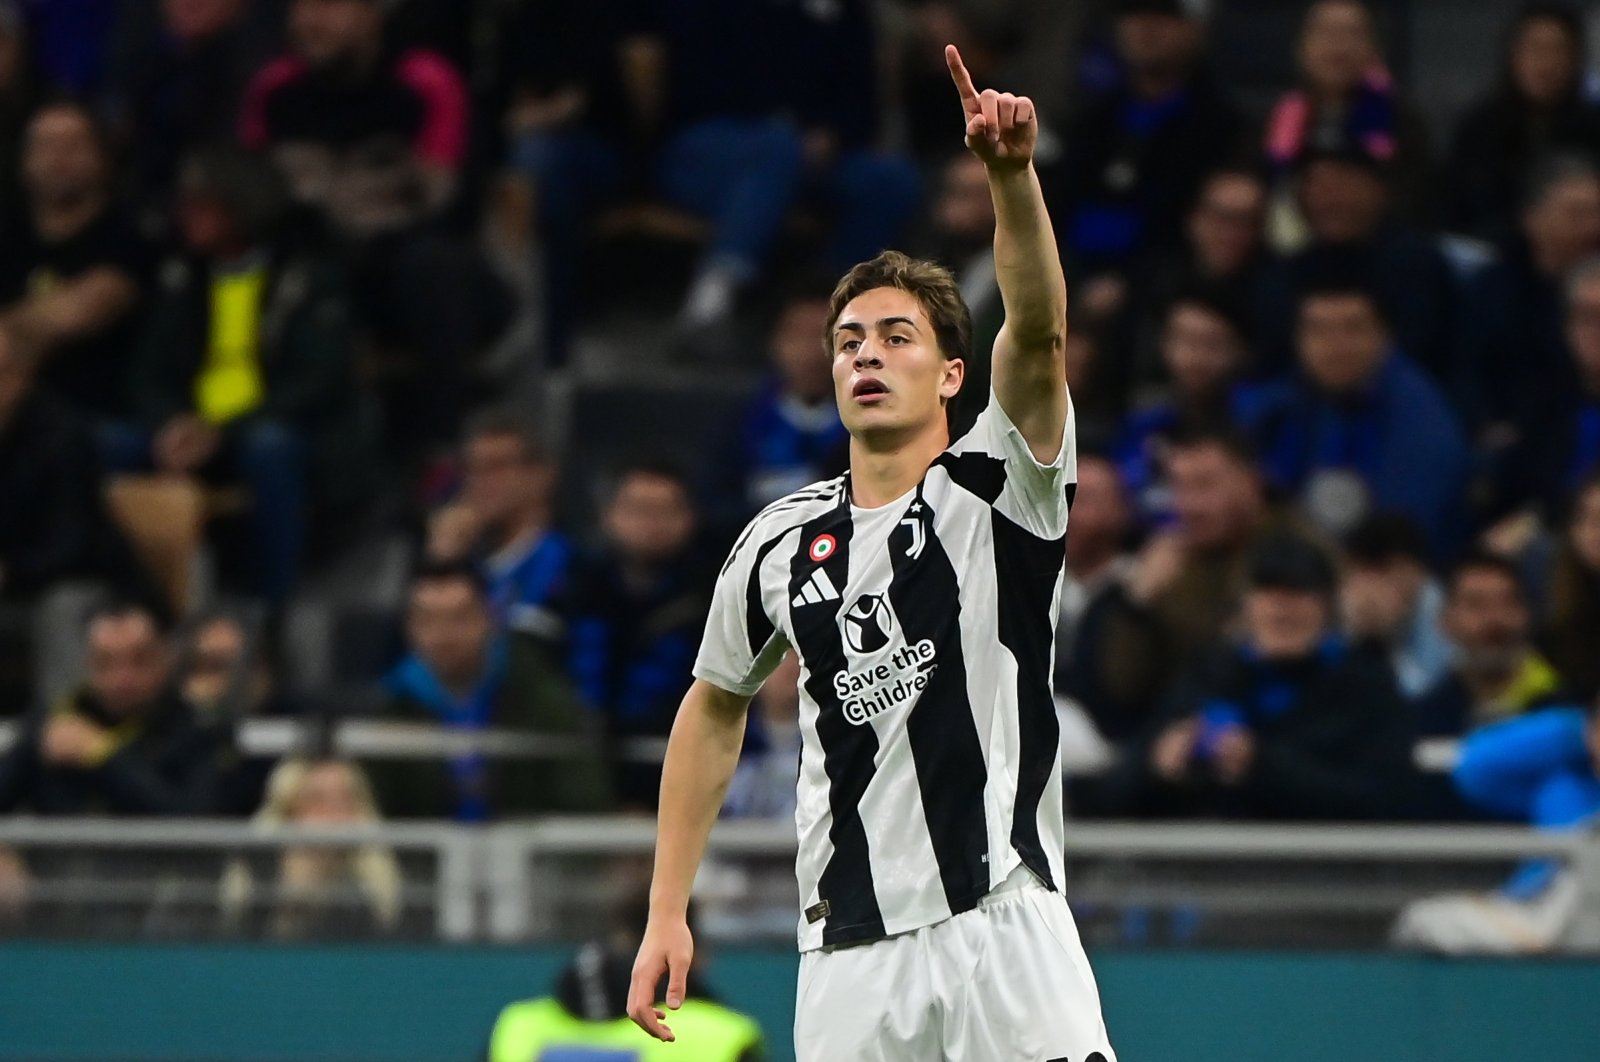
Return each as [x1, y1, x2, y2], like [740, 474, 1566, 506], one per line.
[791, 568, 841, 608]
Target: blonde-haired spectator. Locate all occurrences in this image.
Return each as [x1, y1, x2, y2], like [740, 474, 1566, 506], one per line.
[221, 757, 402, 940]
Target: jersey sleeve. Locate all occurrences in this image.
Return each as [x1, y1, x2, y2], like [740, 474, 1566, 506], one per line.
[946, 389, 1077, 538]
[693, 518, 791, 697]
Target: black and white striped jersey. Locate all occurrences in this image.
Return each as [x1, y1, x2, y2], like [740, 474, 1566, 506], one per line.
[694, 391, 1077, 951]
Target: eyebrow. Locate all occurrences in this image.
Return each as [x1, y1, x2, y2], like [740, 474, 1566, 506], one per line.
[833, 316, 923, 336]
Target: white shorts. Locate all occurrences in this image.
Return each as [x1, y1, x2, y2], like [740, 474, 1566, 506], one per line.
[794, 868, 1117, 1061]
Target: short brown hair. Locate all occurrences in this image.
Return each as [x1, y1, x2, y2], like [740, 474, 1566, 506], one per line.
[826, 251, 972, 367]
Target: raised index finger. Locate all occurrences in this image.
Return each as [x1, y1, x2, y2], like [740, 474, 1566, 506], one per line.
[945, 45, 979, 108]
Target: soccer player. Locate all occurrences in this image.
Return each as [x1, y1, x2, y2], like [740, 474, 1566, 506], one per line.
[628, 47, 1116, 1061]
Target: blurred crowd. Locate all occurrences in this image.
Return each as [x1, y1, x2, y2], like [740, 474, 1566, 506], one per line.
[1, 0, 1600, 939]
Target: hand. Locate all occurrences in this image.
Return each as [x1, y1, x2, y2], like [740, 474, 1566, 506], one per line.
[41, 714, 112, 767]
[1481, 510, 1541, 557]
[627, 915, 694, 1042]
[154, 414, 220, 474]
[426, 503, 482, 561]
[1151, 718, 1199, 782]
[1126, 532, 1187, 606]
[946, 45, 1037, 171]
[1210, 727, 1256, 787]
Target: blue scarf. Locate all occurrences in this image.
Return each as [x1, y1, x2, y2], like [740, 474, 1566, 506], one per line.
[384, 638, 509, 822]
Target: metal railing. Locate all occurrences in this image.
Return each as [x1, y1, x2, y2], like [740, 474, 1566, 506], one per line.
[6, 817, 1586, 947]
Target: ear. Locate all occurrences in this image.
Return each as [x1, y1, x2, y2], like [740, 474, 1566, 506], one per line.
[940, 357, 965, 401]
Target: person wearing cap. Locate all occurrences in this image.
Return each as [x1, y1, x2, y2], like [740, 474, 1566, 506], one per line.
[1134, 530, 1418, 819]
[487, 941, 764, 1062]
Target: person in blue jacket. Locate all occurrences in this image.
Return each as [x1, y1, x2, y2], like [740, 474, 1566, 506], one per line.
[1246, 279, 1471, 559]
[1453, 703, 1600, 897]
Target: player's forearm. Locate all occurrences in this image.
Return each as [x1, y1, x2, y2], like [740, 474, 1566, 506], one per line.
[649, 681, 749, 920]
[989, 164, 1067, 350]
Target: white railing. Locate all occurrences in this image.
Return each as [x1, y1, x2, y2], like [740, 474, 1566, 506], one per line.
[2, 817, 1593, 944]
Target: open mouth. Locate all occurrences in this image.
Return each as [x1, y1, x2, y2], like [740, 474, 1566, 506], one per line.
[851, 378, 889, 404]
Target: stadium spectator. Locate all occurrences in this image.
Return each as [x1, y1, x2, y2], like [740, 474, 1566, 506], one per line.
[884, 0, 1088, 160]
[1447, 3, 1600, 243]
[0, 99, 155, 420]
[110, 0, 274, 203]
[106, 148, 358, 607]
[919, 152, 1003, 350]
[425, 407, 572, 640]
[1137, 531, 1415, 819]
[220, 756, 404, 940]
[1539, 471, 1600, 700]
[501, 0, 659, 365]
[717, 286, 847, 524]
[1128, 168, 1269, 382]
[1057, 454, 1135, 664]
[0, 3, 40, 212]
[177, 608, 291, 814]
[240, 0, 502, 462]
[1248, 282, 1471, 557]
[0, 324, 152, 605]
[564, 461, 711, 809]
[1047, 0, 1241, 314]
[1263, 0, 1433, 222]
[1415, 552, 1569, 738]
[0, 600, 225, 815]
[722, 651, 801, 821]
[1396, 703, 1600, 953]
[1469, 155, 1600, 434]
[1112, 289, 1261, 520]
[649, 0, 922, 330]
[379, 562, 612, 820]
[1340, 514, 1453, 700]
[1063, 427, 1294, 744]
[1255, 143, 1457, 381]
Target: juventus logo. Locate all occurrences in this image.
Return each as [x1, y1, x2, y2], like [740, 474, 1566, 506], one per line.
[900, 501, 926, 559]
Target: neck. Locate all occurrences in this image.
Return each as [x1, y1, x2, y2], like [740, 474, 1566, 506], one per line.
[34, 192, 104, 241]
[848, 423, 950, 508]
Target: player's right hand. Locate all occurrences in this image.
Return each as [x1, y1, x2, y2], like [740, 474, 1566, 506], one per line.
[627, 916, 694, 1042]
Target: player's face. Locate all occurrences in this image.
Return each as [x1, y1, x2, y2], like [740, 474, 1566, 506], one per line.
[831, 287, 963, 443]
[1245, 588, 1329, 659]
[1162, 303, 1242, 400]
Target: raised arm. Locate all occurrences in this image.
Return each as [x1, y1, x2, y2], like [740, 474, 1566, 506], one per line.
[946, 45, 1068, 462]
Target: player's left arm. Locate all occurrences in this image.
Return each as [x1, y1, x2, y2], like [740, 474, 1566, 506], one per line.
[946, 45, 1068, 464]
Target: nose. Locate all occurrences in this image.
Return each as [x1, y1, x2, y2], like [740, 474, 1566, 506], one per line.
[853, 347, 883, 371]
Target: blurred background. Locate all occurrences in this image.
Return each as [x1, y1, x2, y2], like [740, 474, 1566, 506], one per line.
[1, 0, 1599, 1059]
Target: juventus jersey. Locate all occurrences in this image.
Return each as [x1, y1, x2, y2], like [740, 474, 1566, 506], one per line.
[694, 391, 1077, 951]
